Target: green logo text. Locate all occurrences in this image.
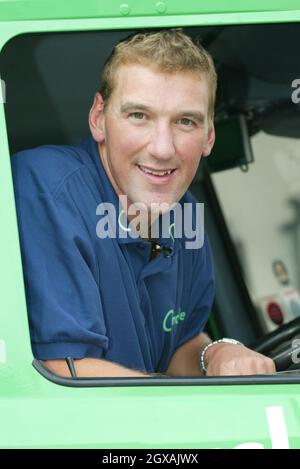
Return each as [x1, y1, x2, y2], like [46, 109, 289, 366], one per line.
[163, 308, 186, 333]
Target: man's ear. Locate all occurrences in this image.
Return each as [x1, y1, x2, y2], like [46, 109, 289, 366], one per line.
[202, 123, 215, 157]
[88, 92, 106, 143]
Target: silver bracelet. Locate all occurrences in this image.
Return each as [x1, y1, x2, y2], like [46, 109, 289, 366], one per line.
[199, 337, 243, 375]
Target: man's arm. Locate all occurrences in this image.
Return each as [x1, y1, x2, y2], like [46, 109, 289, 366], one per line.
[44, 358, 152, 378]
[44, 333, 276, 378]
[166, 332, 211, 376]
[44, 333, 211, 378]
[165, 332, 276, 376]
[44, 334, 210, 378]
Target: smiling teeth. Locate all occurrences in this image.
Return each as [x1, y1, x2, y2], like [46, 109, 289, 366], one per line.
[139, 166, 173, 176]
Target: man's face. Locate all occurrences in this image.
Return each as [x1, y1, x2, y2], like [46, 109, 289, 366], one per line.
[90, 64, 215, 215]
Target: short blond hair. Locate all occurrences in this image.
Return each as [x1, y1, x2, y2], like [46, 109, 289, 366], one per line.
[100, 29, 217, 121]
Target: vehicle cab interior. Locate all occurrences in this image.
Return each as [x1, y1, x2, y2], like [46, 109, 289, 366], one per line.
[2, 23, 300, 384]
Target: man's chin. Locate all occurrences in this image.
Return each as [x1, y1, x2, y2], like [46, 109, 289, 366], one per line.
[142, 200, 177, 216]
[125, 190, 180, 216]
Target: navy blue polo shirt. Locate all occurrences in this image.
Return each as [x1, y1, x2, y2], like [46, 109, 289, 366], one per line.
[12, 137, 214, 373]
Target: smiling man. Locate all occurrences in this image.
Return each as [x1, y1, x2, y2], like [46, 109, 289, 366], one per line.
[91, 63, 213, 212]
[12, 29, 275, 377]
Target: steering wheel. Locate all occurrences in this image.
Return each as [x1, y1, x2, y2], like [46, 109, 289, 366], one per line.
[251, 317, 300, 371]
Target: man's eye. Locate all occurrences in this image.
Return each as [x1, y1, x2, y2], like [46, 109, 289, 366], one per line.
[129, 112, 145, 120]
[178, 118, 196, 127]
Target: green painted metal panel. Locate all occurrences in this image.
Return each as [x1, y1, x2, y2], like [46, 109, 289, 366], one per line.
[1, 1, 300, 54]
[0, 98, 33, 370]
[0, 0, 300, 22]
[0, 378, 300, 448]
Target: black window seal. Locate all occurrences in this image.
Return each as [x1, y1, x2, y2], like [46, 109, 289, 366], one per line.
[33, 359, 300, 388]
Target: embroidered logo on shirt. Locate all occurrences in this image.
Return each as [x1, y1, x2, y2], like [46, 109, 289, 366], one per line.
[163, 308, 186, 333]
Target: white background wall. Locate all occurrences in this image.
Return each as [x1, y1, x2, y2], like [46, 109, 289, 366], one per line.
[212, 131, 300, 302]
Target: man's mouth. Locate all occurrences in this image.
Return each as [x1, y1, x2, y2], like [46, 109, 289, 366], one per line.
[137, 164, 176, 177]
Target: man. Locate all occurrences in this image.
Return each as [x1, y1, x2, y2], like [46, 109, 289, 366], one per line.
[12, 29, 275, 378]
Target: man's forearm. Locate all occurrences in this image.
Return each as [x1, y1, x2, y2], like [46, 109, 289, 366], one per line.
[44, 332, 212, 378]
[44, 357, 152, 378]
[165, 332, 212, 377]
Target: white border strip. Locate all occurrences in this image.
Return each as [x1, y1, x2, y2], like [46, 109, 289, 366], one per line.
[266, 406, 290, 449]
[0, 339, 6, 363]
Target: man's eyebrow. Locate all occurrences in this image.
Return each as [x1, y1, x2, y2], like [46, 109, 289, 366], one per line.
[120, 102, 151, 113]
[179, 111, 205, 124]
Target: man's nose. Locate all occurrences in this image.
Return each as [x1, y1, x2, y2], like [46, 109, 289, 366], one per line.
[147, 122, 176, 160]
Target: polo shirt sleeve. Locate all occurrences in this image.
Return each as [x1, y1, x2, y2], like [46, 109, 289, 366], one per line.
[176, 234, 215, 349]
[12, 151, 108, 360]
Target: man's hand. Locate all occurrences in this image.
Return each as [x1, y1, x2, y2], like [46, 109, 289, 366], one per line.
[205, 342, 276, 376]
[166, 333, 276, 377]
